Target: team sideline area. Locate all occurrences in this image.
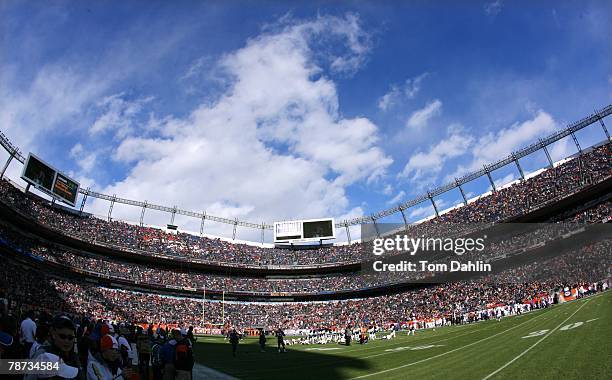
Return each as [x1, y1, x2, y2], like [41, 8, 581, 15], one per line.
[194, 291, 611, 380]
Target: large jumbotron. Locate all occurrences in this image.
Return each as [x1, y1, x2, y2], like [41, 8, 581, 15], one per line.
[1, 3, 611, 379]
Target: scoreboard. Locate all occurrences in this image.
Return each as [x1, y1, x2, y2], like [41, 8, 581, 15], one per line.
[274, 218, 335, 243]
[21, 153, 80, 207]
[52, 172, 79, 206]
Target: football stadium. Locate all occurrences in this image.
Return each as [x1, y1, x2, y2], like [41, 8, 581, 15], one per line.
[0, 2, 610, 380]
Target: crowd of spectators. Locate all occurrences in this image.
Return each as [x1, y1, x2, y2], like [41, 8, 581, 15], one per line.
[0, 143, 609, 267]
[0, 196, 608, 295]
[1, 236, 609, 332]
[0, 300, 196, 380]
[0, 193, 612, 294]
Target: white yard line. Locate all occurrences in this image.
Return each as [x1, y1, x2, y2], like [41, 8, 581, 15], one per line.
[193, 362, 240, 380]
[349, 306, 553, 379]
[481, 298, 591, 380]
[358, 324, 498, 360]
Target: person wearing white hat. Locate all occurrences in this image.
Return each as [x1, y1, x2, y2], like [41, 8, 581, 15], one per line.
[27, 315, 81, 379]
[32, 352, 79, 379]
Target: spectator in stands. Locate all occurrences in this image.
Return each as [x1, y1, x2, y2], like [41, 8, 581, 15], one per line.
[174, 332, 194, 380]
[76, 319, 93, 370]
[136, 327, 151, 380]
[0, 330, 14, 358]
[0, 315, 25, 379]
[116, 326, 132, 368]
[20, 310, 37, 354]
[87, 334, 131, 380]
[161, 329, 182, 380]
[29, 315, 81, 379]
[29, 322, 49, 358]
[151, 334, 165, 380]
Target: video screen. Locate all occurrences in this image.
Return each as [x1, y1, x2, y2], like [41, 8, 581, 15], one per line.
[52, 172, 79, 206]
[303, 220, 334, 239]
[22, 154, 55, 191]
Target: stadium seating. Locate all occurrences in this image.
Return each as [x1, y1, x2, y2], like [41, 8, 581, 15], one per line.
[0, 142, 609, 267]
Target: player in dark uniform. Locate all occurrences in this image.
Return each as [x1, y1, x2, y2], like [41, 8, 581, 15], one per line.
[258, 329, 266, 352]
[344, 327, 352, 346]
[229, 328, 240, 357]
[275, 328, 286, 353]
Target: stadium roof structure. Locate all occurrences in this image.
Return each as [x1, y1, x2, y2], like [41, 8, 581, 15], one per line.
[1, 104, 611, 242]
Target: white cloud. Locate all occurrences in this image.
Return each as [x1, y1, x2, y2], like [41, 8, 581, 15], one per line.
[0, 13, 190, 157]
[377, 85, 401, 111]
[180, 56, 213, 82]
[87, 15, 391, 238]
[408, 204, 433, 220]
[405, 99, 442, 130]
[404, 72, 429, 99]
[407, 198, 447, 221]
[0, 64, 109, 153]
[386, 190, 406, 205]
[484, 1, 503, 17]
[377, 72, 429, 111]
[549, 136, 576, 162]
[323, 13, 372, 75]
[447, 110, 557, 180]
[69, 143, 97, 173]
[90, 93, 154, 138]
[493, 173, 516, 189]
[382, 184, 393, 196]
[399, 124, 473, 184]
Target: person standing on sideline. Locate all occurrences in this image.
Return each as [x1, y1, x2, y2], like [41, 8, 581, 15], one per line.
[229, 328, 240, 358]
[258, 329, 266, 352]
[186, 326, 197, 346]
[276, 327, 286, 353]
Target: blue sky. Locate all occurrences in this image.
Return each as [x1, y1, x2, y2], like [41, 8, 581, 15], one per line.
[1, 0, 610, 241]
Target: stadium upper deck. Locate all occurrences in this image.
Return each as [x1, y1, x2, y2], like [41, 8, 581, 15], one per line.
[0, 141, 609, 271]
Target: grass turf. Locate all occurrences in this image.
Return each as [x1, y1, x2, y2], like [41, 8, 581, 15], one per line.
[193, 290, 611, 379]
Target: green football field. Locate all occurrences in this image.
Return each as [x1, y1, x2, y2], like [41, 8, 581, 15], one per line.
[193, 290, 611, 379]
